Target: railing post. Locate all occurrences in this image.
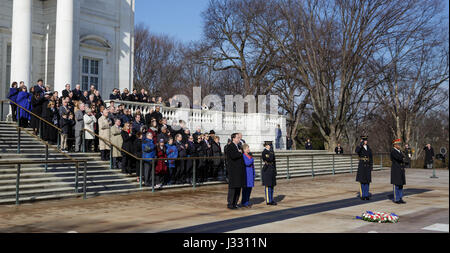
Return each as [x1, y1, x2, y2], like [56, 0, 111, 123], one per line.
[17, 127, 21, 154]
[45, 144, 49, 172]
[16, 164, 21, 205]
[332, 154, 335, 175]
[57, 131, 60, 150]
[1, 101, 3, 121]
[286, 156, 290, 179]
[39, 119, 42, 139]
[311, 155, 315, 178]
[193, 159, 196, 188]
[83, 161, 87, 199]
[139, 159, 143, 189]
[75, 162, 79, 193]
[350, 155, 353, 173]
[380, 153, 383, 170]
[109, 144, 113, 170]
[151, 159, 155, 192]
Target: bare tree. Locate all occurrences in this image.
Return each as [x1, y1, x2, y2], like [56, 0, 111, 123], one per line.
[371, 0, 449, 151]
[201, 0, 280, 97]
[134, 23, 183, 97]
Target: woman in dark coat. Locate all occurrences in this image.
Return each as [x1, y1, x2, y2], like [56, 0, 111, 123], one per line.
[42, 101, 59, 144]
[134, 132, 143, 182]
[261, 142, 277, 205]
[355, 137, 373, 200]
[121, 122, 136, 175]
[211, 136, 223, 180]
[16, 86, 31, 128]
[391, 139, 406, 204]
[30, 91, 45, 135]
[195, 135, 207, 183]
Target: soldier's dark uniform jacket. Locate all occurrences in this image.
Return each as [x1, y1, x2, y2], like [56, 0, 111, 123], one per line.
[261, 148, 277, 187]
[355, 143, 373, 184]
[391, 148, 406, 186]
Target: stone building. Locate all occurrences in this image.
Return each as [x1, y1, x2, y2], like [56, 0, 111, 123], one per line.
[0, 0, 134, 100]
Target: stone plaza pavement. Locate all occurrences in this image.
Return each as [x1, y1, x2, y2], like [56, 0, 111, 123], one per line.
[0, 169, 447, 233]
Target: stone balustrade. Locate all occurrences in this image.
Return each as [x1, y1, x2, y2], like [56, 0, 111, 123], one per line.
[105, 100, 287, 151]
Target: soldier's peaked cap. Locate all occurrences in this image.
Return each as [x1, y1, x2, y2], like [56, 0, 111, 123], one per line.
[361, 136, 368, 140]
[264, 141, 272, 146]
[392, 139, 402, 145]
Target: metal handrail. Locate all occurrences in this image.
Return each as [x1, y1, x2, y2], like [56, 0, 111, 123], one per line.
[0, 159, 87, 205]
[17, 126, 77, 163]
[8, 98, 62, 132]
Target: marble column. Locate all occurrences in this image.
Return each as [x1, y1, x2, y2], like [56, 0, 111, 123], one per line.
[10, 0, 33, 87]
[54, 0, 79, 93]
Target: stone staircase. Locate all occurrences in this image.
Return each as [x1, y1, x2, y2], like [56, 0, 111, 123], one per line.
[0, 121, 142, 205]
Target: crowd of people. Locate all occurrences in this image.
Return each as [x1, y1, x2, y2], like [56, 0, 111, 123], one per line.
[7, 80, 231, 188]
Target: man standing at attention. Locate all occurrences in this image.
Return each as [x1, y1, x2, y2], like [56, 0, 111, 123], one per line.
[355, 136, 373, 200]
[225, 133, 247, 210]
[391, 139, 407, 204]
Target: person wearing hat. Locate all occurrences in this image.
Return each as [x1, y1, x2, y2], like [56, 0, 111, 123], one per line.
[262, 141, 277, 205]
[355, 136, 373, 200]
[391, 139, 407, 204]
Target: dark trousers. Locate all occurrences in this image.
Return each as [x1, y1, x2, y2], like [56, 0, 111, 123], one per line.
[112, 157, 121, 169]
[360, 183, 370, 198]
[121, 154, 132, 174]
[393, 185, 403, 202]
[11, 104, 17, 122]
[144, 161, 152, 186]
[227, 187, 241, 207]
[241, 187, 252, 206]
[85, 139, 93, 152]
[264, 186, 274, 204]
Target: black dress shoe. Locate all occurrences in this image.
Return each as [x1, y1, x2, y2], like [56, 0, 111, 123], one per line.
[268, 202, 277, 206]
[399, 199, 406, 204]
[394, 200, 401, 204]
[365, 197, 370, 200]
[227, 206, 237, 210]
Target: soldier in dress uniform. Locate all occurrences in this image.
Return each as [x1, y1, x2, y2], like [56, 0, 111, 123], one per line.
[262, 141, 277, 205]
[355, 136, 373, 200]
[391, 139, 407, 204]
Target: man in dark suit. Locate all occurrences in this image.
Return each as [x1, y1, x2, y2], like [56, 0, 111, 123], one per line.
[391, 139, 406, 204]
[72, 84, 82, 101]
[424, 143, 434, 169]
[62, 84, 72, 98]
[225, 133, 246, 210]
[305, 138, 313, 150]
[34, 79, 45, 97]
[335, 143, 344, 154]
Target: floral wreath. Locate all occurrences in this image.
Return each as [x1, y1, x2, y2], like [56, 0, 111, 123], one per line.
[356, 211, 399, 223]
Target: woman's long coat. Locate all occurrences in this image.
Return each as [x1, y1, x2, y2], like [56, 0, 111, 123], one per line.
[110, 125, 123, 158]
[98, 115, 111, 150]
[30, 95, 44, 129]
[16, 91, 31, 121]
